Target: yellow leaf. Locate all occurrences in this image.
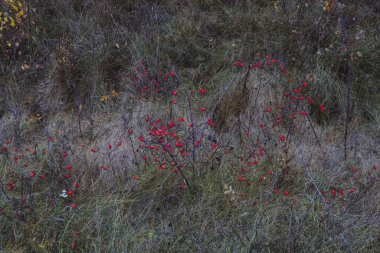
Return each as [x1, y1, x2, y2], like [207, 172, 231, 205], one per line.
[10, 17, 15, 27]
[11, 4, 19, 12]
[31, 114, 43, 122]
[111, 90, 119, 97]
[324, 0, 336, 12]
[21, 64, 30, 70]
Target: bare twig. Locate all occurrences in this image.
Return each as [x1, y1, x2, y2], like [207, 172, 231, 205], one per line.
[300, 152, 353, 253]
[336, 4, 353, 161]
[300, 104, 321, 147]
[186, 92, 197, 176]
[122, 115, 138, 163]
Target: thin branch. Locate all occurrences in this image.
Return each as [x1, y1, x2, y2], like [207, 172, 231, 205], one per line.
[300, 152, 353, 253]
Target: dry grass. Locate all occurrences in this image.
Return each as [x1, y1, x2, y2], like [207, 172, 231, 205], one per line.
[0, 0, 379, 252]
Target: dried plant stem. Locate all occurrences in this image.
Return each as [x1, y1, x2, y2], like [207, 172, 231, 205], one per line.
[301, 154, 353, 253]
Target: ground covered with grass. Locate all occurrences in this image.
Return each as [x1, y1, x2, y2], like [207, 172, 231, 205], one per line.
[0, 0, 379, 252]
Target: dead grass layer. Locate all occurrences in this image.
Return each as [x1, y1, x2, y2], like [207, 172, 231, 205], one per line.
[1, 0, 380, 252]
